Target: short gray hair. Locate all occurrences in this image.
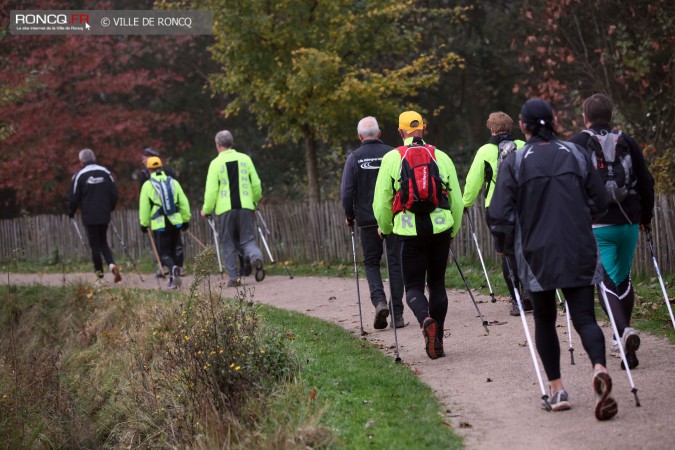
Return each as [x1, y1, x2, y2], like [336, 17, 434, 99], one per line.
[215, 130, 234, 148]
[357, 116, 380, 139]
[79, 148, 96, 163]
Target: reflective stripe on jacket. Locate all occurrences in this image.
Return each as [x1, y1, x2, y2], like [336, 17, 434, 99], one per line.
[373, 137, 463, 238]
[202, 149, 262, 215]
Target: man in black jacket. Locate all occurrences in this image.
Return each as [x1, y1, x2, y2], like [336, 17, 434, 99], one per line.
[568, 93, 655, 370]
[341, 116, 404, 329]
[68, 148, 121, 283]
[488, 98, 617, 420]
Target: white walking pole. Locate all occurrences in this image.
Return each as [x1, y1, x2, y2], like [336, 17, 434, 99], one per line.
[505, 257, 551, 411]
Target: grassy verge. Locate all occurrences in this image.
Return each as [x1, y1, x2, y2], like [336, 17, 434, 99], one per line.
[0, 278, 461, 448]
[259, 306, 461, 449]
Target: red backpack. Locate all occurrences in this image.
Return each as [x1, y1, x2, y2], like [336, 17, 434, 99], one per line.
[392, 144, 450, 215]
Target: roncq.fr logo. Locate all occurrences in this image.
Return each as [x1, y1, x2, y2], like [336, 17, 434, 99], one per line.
[15, 13, 90, 26]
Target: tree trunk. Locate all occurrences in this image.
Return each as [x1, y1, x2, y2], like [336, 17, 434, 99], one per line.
[304, 134, 320, 204]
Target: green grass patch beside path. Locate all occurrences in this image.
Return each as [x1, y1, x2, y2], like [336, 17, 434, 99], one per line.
[260, 306, 461, 449]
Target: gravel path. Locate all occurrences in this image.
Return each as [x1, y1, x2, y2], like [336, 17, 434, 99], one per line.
[5, 272, 674, 449]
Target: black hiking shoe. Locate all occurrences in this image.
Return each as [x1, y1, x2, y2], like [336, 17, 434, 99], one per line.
[227, 278, 242, 288]
[509, 300, 520, 316]
[620, 327, 640, 370]
[593, 371, 618, 421]
[243, 256, 252, 276]
[253, 259, 265, 282]
[390, 314, 405, 329]
[434, 336, 445, 358]
[373, 302, 389, 329]
[422, 317, 439, 360]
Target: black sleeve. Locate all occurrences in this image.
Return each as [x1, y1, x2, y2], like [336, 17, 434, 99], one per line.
[340, 153, 356, 219]
[487, 155, 517, 254]
[581, 150, 609, 221]
[568, 131, 590, 149]
[625, 135, 655, 224]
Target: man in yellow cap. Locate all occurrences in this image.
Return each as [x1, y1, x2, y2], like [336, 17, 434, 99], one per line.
[373, 111, 463, 360]
[139, 156, 191, 289]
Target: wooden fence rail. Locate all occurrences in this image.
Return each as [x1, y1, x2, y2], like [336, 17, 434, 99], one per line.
[1, 195, 673, 277]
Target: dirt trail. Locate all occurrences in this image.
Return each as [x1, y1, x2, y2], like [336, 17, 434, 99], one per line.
[5, 272, 675, 450]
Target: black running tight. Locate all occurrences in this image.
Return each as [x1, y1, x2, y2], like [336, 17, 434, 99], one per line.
[531, 285, 606, 381]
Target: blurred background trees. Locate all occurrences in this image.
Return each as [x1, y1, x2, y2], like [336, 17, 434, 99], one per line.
[1, 0, 672, 218]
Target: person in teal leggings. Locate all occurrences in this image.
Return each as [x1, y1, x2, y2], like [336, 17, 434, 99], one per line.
[569, 94, 655, 370]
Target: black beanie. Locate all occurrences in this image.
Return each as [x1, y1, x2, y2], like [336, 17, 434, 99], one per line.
[520, 98, 556, 140]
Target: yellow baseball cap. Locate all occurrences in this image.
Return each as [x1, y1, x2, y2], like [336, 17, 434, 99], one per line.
[398, 111, 424, 131]
[146, 156, 162, 169]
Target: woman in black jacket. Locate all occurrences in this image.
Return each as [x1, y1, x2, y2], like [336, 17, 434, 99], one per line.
[488, 98, 617, 421]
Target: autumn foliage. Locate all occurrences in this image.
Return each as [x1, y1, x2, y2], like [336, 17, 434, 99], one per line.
[0, 1, 193, 216]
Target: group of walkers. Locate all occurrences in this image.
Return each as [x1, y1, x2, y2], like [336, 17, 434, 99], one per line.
[67, 91, 656, 420]
[67, 130, 266, 289]
[341, 94, 654, 421]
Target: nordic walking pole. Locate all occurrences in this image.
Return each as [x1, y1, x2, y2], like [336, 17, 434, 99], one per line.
[257, 224, 275, 263]
[349, 224, 366, 336]
[645, 230, 675, 330]
[146, 230, 164, 288]
[71, 219, 87, 248]
[505, 257, 552, 411]
[256, 210, 293, 279]
[383, 236, 402, 362]
[206, 217, 224, 278]
[185, 230, 207, 250]
[449, 246, 490, 334]
[465, 210, 497, 303]
[557, 289, 575, 365]
[598, 282, 641, 407]
[110, 222, 144, 282]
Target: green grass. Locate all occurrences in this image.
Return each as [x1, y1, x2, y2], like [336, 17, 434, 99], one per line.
[259, 306, 461, 449]
[0, 282, 462, 449]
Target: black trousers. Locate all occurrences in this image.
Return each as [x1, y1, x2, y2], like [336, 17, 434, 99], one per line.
[156, 226, 183, 272]
[360, 226, 404, 316]
[85, 224, 115, 273]
[531, 285, 606, 381]
[399, 231, 451, 332]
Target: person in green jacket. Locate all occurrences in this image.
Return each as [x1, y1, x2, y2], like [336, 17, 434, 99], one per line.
[373, 111, 463, 360]
[463, 111, 532, 316]
[200, 130, 264, 287]
[139, 157, 191, 289]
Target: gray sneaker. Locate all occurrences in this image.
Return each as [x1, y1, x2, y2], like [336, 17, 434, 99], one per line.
[621, 327, 640, 370]
[548, 389, 571, 411]
[373, 301, 389, 330]
[172, 266, 182, 289]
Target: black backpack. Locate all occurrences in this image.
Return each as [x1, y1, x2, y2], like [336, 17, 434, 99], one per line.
[583, 129, 633, 204]
[483, 139, 518, 198]
[392, 143, 450, 215]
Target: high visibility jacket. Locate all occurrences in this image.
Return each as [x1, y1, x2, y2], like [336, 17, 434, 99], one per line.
[202, 149, 262, 215]
[463, 137, 525, 208]
[373, 137, 463, 238]
[139, 172, 191, 231]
